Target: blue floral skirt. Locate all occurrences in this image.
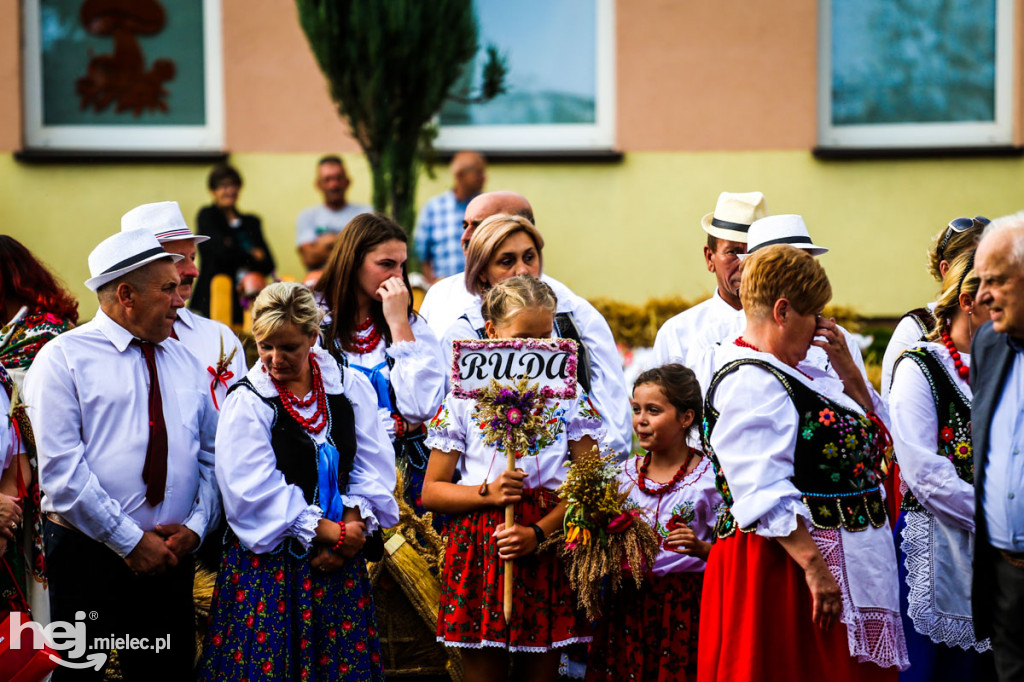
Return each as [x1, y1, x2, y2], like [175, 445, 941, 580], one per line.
[199, 533, 385, 681]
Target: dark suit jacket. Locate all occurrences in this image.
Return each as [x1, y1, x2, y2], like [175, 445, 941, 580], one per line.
[970, 320, 1019, 638]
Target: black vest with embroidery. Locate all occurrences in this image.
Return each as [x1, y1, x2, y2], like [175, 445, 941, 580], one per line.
[894, 347, 973, 512]
[229, 378, 357, 505]
[702, 358, 889, 538]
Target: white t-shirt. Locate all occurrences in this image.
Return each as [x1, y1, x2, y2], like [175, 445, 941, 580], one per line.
[295, 203, 372, 246]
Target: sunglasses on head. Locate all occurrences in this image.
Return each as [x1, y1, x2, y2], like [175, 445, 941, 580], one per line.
[938, 216, 989, 262]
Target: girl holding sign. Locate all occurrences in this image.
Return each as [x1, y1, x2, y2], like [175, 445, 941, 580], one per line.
[422, 275, 603, 682]
[316, 213, 446, 514]
[587, 364, 721, 682]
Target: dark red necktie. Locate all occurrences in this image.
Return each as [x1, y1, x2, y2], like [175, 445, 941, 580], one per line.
[133, 340, 168, 505]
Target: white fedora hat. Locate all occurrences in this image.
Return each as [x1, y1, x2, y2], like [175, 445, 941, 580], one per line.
[85, 230, 183, 292]
[121, 201, 209, 244]
[740, 214, 829, 259]
[701, 191, 768, 242]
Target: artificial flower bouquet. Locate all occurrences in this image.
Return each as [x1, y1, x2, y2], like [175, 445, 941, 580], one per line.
[558, 446, 660, 619]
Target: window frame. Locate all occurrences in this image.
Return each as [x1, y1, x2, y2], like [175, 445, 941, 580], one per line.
[816, 0, 1014, 150]
[21, 0, 225, 152]
[434, 0, 616, 153]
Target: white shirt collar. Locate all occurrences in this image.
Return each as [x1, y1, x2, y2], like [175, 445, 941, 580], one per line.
[175, 307, 197, 330]
[246, 345, 342, 397]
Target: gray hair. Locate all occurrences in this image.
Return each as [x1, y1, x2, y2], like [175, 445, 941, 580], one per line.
[981, 211, 1024, 269]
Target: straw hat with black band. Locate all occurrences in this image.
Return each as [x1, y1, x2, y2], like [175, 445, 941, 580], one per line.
[701, 191, 769, 242]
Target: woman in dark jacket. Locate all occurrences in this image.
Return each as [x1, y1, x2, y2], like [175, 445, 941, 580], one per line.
[191, 163, 276, 324]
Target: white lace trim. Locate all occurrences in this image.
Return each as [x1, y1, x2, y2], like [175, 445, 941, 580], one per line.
[901, 512, 991, 652]
[385, 338, 428, 358]
[341, 495, 381, 534]
[814, 528, 911, 670]
[438, 635, 592, 652]
[565, 418, 604, 444]
[425, 432, 464, 454]
[290, 505, 322, 550]
[755, 497, 812, 538]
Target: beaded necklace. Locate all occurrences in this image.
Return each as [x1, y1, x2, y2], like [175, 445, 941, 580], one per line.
[350, 316, 383, 354]
[733, 336, 760, 352]
[269, 352, 328, 434]
[637, 450, 698, 496]
[940, 328, 970, 384]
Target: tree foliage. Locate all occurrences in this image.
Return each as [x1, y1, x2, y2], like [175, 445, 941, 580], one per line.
[295, 0, 505, 232]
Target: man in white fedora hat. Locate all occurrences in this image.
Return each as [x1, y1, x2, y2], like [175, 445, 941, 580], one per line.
[653, 191, 767, 379]
[121, 200, 247, 410]
[23, 229, 220, 678]
[700, 213, 869, 386]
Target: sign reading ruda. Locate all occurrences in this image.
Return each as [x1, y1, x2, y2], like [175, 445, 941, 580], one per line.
[451, 338, 579, 400]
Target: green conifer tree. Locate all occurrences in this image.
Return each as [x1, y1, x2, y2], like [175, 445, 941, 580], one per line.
[295, 0, 505, 233]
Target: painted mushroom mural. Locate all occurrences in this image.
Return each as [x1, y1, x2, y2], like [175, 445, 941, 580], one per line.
[75, 0, 176, 115]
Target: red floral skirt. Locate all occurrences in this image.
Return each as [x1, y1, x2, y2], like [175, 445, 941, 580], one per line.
[586, 571, 703, 682]
[437, 488, 590, 651]
[697, 532, 897, 682]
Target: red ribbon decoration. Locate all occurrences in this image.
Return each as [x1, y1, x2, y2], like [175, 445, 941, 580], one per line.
[207, 365, 235, 410]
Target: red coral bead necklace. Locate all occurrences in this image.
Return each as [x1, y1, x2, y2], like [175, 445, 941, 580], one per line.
[638, 449, 698, 496]
[350, 316, 382, 354]
[940, 328, 970, 384]
[270, 352, 328, 434]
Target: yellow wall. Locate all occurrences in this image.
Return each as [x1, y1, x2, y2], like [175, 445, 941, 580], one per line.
[5, 151, 1023, 321]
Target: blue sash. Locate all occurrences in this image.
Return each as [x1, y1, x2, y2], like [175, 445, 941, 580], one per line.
[316, 442, 347, 522]
[350, 361, 394, 413]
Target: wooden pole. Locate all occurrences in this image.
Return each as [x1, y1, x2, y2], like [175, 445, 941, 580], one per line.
[503, 449, 516, 627]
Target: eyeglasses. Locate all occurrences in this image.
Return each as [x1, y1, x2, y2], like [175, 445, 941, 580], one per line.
[938, 216, 989, 262]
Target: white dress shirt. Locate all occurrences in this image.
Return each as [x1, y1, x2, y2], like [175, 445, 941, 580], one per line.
[174, 308, 248, 409]
[24, 309, 220, 557]
[215, 346, 399, 554]
[439, 281, 632, 457]
[426, 389, 604, 492]
[654, 289, 744, 380]
[707, 338, 908, 670]
[418, 273, 475, 338]
[341, 315, 446, 440]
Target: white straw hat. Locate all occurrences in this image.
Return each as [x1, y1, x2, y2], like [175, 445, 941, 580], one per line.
[700, 191, 768, 242]
[740, 214, 829, 258]
[85, 230, 183, 292]
[121, 201, 208, 244]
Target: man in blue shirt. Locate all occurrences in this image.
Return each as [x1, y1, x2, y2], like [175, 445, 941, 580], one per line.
[414, 151, 486, 283]
[972, 212, 1024, 680]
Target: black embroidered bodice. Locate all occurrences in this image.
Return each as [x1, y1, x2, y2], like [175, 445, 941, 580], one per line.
[893, 347, 973, 512]
[702, 358, 889, 538]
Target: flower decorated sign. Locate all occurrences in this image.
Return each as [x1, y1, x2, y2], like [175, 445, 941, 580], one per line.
[451, 338, 578, 400]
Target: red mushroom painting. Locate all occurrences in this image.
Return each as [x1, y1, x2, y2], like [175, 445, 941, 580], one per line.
[75, 0, 176, 116]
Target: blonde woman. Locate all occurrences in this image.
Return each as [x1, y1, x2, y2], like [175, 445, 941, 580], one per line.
[890, 250, 994, 680]
[200, 282, 397, 681]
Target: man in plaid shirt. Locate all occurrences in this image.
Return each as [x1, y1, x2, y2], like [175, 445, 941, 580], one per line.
[414, 151, 486, 283]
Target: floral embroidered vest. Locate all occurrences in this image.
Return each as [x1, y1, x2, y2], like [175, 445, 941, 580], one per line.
[894, 347, 973, 512]
[703, 358, 889, 538]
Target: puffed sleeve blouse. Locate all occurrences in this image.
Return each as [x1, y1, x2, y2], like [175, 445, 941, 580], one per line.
[215, 346, 399, 554]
